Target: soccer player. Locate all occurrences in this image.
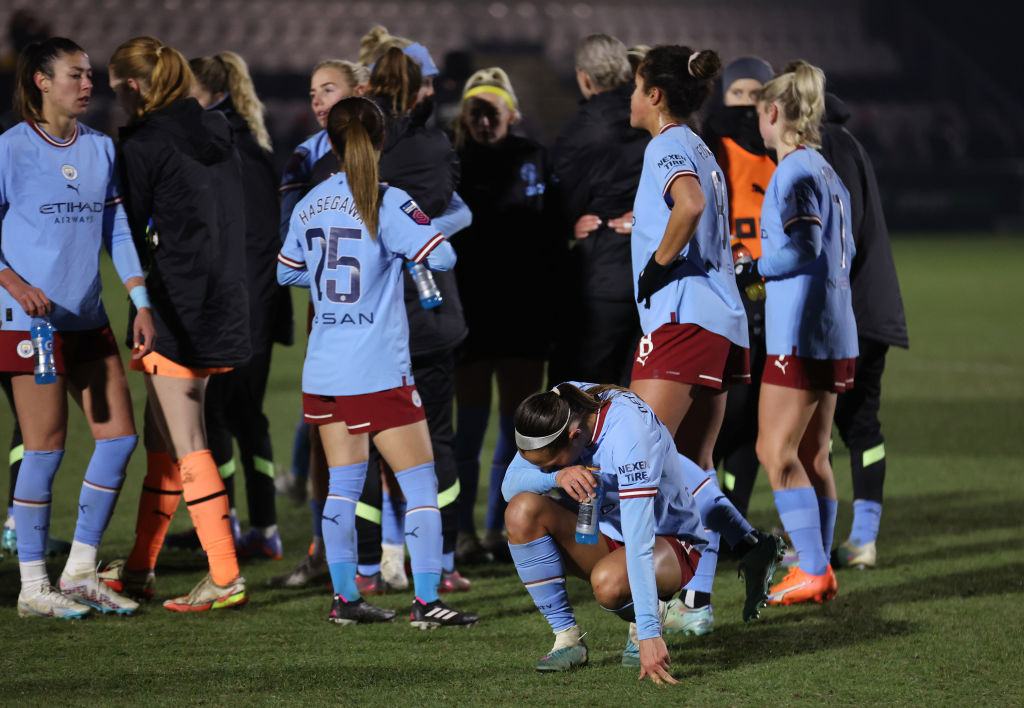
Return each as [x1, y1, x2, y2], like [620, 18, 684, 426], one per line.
[627, 45, 784, 632]
[740, 61, 858, 604]
[450, 67, 557, 566]
[277, 96, 477, 629]
[0, 37, 155, 617]
[98, 36, 250, 612]
[503, 383, 706, 683]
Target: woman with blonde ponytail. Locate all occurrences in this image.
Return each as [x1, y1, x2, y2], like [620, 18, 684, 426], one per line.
[277, 96, 477, 630]
[738, 60, 858, 606]
[184, 51, 290, 560]
[98, 36, 250, 613]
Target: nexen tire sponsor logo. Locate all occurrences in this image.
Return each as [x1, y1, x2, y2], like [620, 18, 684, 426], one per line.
[618, 461, 649, 483]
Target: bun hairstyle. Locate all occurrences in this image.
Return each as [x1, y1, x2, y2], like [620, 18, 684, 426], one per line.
[358, 25, 411, 67]
[756, 59, 825, 148]
[575, 34, 632, 91]
[452, 66, 520, 149]
[367, 46, 421, 117]
[636, 45, 721, 120]
[326, 96, 386, 240]
[189, 51, 272, 151]
[14, 37, 85, 123]
[513, 383, 629, 455]
[109, 36, 192, 120]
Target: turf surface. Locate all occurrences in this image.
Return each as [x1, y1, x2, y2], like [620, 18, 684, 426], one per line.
[1, 235, 1022, 704]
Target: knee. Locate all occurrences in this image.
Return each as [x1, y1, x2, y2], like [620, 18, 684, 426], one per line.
[504, 493, 544, 542]
[590, 562, 629, 608]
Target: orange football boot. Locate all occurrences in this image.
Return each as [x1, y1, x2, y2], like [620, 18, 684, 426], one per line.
[766, 565, 835, 605]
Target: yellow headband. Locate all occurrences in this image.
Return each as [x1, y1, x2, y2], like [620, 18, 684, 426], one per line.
[462, 85, 516, 111]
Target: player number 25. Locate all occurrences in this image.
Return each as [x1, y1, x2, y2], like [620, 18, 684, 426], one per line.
[304, 226, 362, 304]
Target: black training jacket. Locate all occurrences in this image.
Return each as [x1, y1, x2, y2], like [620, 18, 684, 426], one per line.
[551, 83, 649, 301]
[820, 94, 909, 349]
[117, 98, 252, 367]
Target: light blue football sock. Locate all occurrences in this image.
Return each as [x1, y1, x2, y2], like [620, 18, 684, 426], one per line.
[73, 435, 136, 547]
[442, 550, 455, 573]
[682, 529, 719, 595]
[290, 419, 311, 480]
[13, 449, 64, 562]
[849, 499, 882, 546]
[395, 462, 442, 602]
[381, 489, 407, 546]
[509, 535, 576, 632]
[323, 463, 367, 601]
[774, 487, 828, 576]
[679, 455, 755, 547]
[817, 496, 838, 557]
[358, 563, 381, 576]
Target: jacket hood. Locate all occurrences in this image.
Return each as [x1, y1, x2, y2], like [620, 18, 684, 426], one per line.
[125, 98, 233, 165]
[824, 92, 851, 126]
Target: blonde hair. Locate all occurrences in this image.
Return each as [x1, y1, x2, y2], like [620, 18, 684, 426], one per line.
[575, 34, 632, 91]
[757, 60, 825, 149]
[358, 25, 411, 67]
[367, 46, 421, 117]
[452, 67, 520, 149]
[109, 36, 192, 120]
[326, 97, 386, 239]
[312, 59, 369, 93]
[627, 45, 651, 74]
[190, 51, 272, 151]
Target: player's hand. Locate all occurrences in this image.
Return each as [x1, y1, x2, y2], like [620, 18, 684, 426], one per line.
[555, 465, 598, 503]
[4, 277, 51, 317]
[636, 253, 681, 309]
[131, 307, 157, 360]
[574, 214, 602, 239]
[608, 211, 633, 234]
[637, 637, 677, 685]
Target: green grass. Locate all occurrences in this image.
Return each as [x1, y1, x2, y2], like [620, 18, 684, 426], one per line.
[1, 235, 1023, 705]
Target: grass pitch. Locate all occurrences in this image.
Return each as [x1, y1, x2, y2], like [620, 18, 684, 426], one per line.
[1, 234, 1022, 705]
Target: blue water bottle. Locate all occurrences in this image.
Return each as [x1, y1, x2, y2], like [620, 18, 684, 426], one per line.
[31, 316, 57, 384]
[406, 261, 443, 310]
[574, 468, 603, 545]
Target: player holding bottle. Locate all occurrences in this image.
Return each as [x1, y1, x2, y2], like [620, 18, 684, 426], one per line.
[277, 96, 477, 628]
[739, 61, 858, 604]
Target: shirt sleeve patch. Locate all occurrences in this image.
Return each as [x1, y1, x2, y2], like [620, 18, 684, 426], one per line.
[400, 199, 431, 226]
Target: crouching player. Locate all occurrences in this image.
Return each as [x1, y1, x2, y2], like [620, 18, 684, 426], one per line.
[503, 382, 708, 683]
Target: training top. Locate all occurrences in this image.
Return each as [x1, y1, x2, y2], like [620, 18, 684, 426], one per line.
[759, 147, 858, 359]
[0, 121, 142, 332]
[502, 383, 707, 642]
[278, 174, 451, 396]
[631, 123, 748, 346]
[279, 130, 332, 242]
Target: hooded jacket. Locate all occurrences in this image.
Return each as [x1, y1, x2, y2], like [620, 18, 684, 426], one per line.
[551, 82, 649, 300]
[117, 98, 251, 367]
[820, 93, 909, 349]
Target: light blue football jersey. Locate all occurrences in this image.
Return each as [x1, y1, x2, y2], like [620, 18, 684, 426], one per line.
[503, 383, 707, 641]
[631, 124, 748, 346]
[0, 121, 136, 332]
[760, 147, 858, 359]
[279, 174, 447, 396]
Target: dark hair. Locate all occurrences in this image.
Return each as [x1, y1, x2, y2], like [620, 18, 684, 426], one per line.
[326, 97, 386, 239]
[367, 46, 421, 117]
[14, 37, 85, 123]
[636, 45, 721, 120]
[513, 383, 629, 455]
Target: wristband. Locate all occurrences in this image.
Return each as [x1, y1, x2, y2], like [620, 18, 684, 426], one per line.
[129, 285, 151, 310]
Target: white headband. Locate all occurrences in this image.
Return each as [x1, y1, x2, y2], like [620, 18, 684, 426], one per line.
[687, 51, 700, 76]
[515, 410, 571, 451]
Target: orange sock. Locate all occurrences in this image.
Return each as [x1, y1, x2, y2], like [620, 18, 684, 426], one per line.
[179, 449, 240, 585]
[127, 452, 182, 572]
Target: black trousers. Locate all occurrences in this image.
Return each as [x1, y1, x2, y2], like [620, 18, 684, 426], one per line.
[834, 338, 888, 452]
[357, 349, 459, 565]
[205, 347, 277, 527]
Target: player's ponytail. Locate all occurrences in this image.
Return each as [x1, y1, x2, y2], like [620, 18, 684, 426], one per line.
[758, 60, 825, 149]
[191, 51, 272, 152]
[109, 36, 192, 120]
[637, 44, 720, 121]
[513, 383, 630, 455]
[14, 37, 85, 124]
[326, 97, 386, 240]
[367, 46, 421, 117]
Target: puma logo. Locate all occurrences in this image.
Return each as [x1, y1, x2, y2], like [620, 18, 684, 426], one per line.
[774, 356, 789, 375]
[79, 503, 88, 513]
[635, 334, 654, 366]
[752, 183, 765, 195]
[405, 526, 419, 539]
[322, 513, 341, 525]
[67, 183, 80, 194]
[153, 510, 172, 519]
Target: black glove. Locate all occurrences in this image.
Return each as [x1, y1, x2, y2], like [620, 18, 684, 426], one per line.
[636, 253, 681, 309]
[735, 257, 761, 290]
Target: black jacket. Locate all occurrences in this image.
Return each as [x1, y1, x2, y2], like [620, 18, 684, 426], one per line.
[215, 98, 293, 350]
[820, 94, 909, 349]
[117, 98, 251, 367]
[551, 83, 649, 300]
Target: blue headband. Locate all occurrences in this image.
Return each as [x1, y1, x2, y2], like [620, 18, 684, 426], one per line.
[403, 42, 438, 78]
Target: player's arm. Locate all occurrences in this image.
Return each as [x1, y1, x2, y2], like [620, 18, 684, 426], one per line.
[277, 219, 310, 288]
[432, 191, 472, 238]
[382, 190, 456, 271]
[502, 452, 559, 501]
[0, 261, 50, 317]
[103, 194, 156, 358]
[758, 177, 822, 278]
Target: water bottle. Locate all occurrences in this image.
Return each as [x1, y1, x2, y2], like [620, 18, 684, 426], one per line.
[30, 316, 57, 384]
[732, 243, 766, 302]
[406, 261, 443, 310]
[574, 469, 603, 545]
